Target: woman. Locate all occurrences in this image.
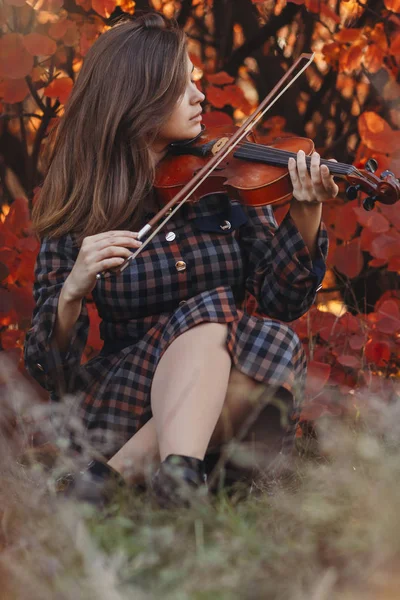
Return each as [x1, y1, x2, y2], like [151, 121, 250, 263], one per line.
[24, 12, 338, 507]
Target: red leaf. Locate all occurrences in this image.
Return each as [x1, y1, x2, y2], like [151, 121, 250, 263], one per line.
[0, 78, 29, 103]
[339, 312, 361, 334]
[9, 285, 34, 321]
[376, 299, 400, 333]
[4, 197, 30, 236]
[48, 19, 69, 40]
[305, 360, 331, 397]
[336, 203, 358, 241]
[353, 207, 390, 233]
[0, 34, 33, 80]
[364, 339, 391, 366]
[22, 33, 57, 57]
[370, 230, 400, 260]
[0, 289, 13, 317]
[91, 0, 117, 17]
[388, 256, 400, 272]
[44, 77, 73, 105]
[368, 258, 387, 267]
[379, 203, 400, 231]
[349, 334, 366, 350]
[358, 112, 400, 154]
[206, 71, 235, 85]
[202, 111, 233, 128]
[334, 238, 364, 278]
[337, 354, 361, 368]
[1, 329, 23, 350]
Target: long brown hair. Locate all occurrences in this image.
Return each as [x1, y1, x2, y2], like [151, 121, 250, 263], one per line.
[32, 13, 188, 242]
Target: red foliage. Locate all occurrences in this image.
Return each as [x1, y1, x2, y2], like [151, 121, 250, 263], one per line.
[0, 0, 399, 433]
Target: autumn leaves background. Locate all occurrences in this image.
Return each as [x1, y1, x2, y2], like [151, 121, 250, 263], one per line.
[0, 0, 400, 422]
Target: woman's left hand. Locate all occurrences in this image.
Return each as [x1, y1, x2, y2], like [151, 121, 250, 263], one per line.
[288, 149, 339, 204]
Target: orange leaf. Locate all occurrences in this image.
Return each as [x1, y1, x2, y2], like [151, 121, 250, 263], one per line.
[340, 44, 364, 73]
[363, 44, 385, 73]
[23, 33, 57, 57]
[358, 112, 400, 154]
[62, 21, 79, 47]
[0, 78, 29, 103]
[334, 28, 363, 43]
[44, 77, 73, 105]
[384, 0, 400, 11]
[206, 71, 235, 85]
[0, 33, 33, 80]
[91, 0, 117, 17]
[334, 238, 364, 278]
[48, 19, 69, 40]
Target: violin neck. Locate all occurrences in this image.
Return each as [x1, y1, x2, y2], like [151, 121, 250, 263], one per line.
[234, 142, 355, 178]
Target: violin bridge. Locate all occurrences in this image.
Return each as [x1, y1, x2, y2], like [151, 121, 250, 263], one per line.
[212, 137, 230, 155]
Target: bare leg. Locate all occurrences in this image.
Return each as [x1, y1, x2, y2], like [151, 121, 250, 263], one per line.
[108, 364, 291, 485]
[150, 322, 232, 461]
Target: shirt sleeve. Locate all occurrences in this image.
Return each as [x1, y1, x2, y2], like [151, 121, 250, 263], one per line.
[23, 233, 89, 395]
[238, 203, 329, 322]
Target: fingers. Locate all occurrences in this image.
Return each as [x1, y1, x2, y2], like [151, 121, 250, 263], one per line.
[321, 163, 339, 197]
[289, 150, 339, 202]
[85, 230, 142, 247]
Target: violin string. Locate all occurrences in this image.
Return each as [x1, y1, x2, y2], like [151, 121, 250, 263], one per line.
[235, 142, 358, 176]
[235, 144, 354, 175]
[235, 143, 353, 174]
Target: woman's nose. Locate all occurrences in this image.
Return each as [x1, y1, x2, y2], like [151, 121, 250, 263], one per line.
[192, 84, 205, 104]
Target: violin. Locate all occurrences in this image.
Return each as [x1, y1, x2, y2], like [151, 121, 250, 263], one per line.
[156, 124, 400, 211]
[97, 53, 399, 278]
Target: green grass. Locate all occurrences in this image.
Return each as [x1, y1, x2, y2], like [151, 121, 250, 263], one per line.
[2, 364, 400, 599]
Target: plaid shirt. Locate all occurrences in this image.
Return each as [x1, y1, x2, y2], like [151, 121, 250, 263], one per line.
[24, 193, 328, 455]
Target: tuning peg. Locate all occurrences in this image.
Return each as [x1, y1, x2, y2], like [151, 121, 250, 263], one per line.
[381, 169, 395, 179]
[363, 195, 378, 211]
[365, 158, 378, 173]
[346, 185, 361, 200]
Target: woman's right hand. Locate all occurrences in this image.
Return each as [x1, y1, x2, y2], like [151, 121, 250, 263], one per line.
[63, 231, 142, 302]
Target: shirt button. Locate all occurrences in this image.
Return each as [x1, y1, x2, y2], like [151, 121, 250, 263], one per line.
[165, 231, 176, 242]
[36, 363, 44, 371]
[179, 300, 187, 306]
[175, 260, 187, 272]
[220, 220, 231, 231]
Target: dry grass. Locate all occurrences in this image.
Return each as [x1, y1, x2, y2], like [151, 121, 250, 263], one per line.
[1, 353, 400, 599]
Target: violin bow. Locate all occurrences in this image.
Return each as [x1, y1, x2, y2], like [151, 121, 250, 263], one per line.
[98, 52, 315, 279]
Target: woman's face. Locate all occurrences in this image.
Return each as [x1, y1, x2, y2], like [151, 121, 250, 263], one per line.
[153, 55, 205, 152]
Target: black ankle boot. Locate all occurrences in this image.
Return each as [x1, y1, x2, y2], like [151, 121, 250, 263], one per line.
[55, 458, 126, 507]
[151, 454, 208, 509]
